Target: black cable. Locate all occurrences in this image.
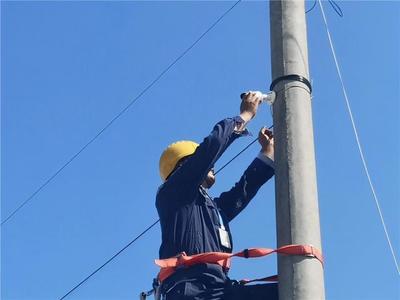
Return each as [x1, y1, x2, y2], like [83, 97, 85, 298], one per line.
[58, 124, 271, 299]
[306, 0, 317, 14]
[215, 125, 274, 175]
[306, 0, 342, 16]
[1, 0, 243, 226]
[215, 139, 258, 175]
[59, 219, 160, 300]
[328, 0, 343, 17]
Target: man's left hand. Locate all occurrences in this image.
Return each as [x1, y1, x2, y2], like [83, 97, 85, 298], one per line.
[258, 127, 274, 157]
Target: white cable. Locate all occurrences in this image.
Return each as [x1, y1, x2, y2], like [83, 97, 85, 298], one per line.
[318, 0, 400, 275]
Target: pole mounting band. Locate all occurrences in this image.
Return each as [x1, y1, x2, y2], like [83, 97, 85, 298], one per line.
[269, 74, 312, 93]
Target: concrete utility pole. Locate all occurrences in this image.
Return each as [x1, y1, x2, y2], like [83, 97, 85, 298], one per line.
[269, 1, 325, 299]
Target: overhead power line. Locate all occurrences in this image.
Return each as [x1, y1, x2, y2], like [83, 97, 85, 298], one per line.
[215, 125, 273, 175]
[59, 219, 160, 300]
[1, 0, 242, 226]
[306, 0, 343, 16]
[318, 0, 399, 275]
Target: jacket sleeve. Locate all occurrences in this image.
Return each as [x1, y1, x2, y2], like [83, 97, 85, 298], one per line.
[164, 117, 247, 202]
[215, 155, 274, 222]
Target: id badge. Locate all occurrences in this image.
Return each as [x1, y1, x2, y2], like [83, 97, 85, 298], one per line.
[218, 227, 232, 250]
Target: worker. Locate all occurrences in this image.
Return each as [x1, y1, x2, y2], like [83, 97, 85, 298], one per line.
[156, 92, 278, 299]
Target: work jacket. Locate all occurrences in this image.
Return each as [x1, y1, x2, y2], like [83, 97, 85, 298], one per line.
[156, 116, 274, 262]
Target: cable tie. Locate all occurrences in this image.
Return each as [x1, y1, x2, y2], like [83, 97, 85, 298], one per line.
[270, 74, 312, 94]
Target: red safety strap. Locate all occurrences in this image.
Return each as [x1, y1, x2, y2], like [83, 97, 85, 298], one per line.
[155, 244, 323, 282]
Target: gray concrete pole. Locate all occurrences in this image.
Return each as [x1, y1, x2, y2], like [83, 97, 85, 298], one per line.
[269, 0, 325, 299]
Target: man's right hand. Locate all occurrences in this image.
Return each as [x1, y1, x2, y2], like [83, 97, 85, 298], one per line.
[239, 91, 263, 122]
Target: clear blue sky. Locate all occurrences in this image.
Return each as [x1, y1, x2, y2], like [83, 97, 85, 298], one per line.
[2, 1, 399, 299]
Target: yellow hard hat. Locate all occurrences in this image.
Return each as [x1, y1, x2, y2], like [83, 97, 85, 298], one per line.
[159, 140, 199, 181]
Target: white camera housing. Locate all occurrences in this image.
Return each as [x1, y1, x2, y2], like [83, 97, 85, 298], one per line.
[255, 91, 276, 105]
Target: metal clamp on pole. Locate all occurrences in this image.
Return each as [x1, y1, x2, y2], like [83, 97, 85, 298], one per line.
[269, 74, 313, 94]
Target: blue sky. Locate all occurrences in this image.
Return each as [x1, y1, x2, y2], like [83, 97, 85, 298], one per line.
[2, 1, 399, 299]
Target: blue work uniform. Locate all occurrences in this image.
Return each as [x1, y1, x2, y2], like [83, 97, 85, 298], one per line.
[156, 116, 277, 300]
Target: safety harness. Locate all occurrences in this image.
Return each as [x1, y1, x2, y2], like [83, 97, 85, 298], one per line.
[155, 244, 323, 283]
[140, 244, 323, 299]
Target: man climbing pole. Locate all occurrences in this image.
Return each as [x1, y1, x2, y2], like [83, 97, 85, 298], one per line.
[156, 92, 278, 299]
